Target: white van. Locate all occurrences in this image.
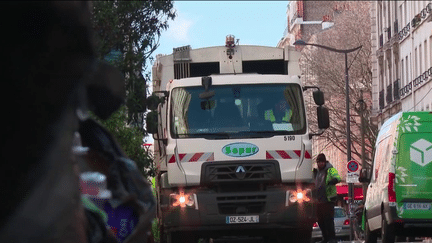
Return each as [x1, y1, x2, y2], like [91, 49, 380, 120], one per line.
[359, 111, 432, 243]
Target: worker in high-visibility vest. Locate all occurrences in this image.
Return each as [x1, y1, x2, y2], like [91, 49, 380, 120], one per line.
[264, 99, 292, 123]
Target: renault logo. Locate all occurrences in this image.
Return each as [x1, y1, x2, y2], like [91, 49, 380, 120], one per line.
[235, 165, 246, 179]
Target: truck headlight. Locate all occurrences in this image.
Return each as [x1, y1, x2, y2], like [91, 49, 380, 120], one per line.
[170, 191, 197, 208]
[286, 189, 311, 206]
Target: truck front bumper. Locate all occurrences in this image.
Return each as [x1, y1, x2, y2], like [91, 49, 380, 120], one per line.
[161, 186, 315, 235]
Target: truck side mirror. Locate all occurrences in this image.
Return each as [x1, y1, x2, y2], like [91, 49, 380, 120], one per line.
[313, 90, 325, 106]
[317, 106, 330, 129]
[359, 168, 371, 183]
[146, 111, 158, 134]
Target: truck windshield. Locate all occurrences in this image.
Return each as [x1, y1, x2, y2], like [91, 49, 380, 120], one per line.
[170, 84, 306, 138]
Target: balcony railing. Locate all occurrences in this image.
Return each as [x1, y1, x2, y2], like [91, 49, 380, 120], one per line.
[413, 67, 432, 88]
[400, 66, 432, 98]
[398, 22, 410, 40]
[399, 3, 431, 40]
[393, 79, 400, 101]
[399, 82, 412, 98]
[386, 83, 393, 104]
[379, 90, 384, 110]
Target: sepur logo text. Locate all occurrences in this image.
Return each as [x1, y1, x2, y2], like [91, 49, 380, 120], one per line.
[223, 143, 259, 157]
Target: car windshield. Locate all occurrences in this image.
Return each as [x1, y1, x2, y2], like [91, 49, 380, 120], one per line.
[170, 83, 306, 139]
[334, 208, 347, 218]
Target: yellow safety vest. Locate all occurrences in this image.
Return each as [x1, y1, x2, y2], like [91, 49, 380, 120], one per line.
[264, 109, 292, 122]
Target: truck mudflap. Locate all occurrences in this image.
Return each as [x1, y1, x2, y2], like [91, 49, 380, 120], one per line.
[160, 186, 315, 236]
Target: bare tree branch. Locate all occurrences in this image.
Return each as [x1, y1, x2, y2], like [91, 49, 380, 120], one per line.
[301, 1, 376, 169]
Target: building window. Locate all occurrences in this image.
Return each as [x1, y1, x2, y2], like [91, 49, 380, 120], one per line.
[415, 48, 418, 77]
[401, 59, 404, 87]
[389, 61, 392, 88]
[380, 70, 384, 93]
[430, 37, 432, 69]
[425, 40, 428, 71]
[399, 4, 403, 29]
[419, 44, 422, 75]
[406, 56, 409, 87]
[379, 3, 382, 38]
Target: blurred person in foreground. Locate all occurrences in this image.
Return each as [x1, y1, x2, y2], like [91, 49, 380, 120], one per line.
[0, 2, 155, 242]
[314, 153, 341, 243]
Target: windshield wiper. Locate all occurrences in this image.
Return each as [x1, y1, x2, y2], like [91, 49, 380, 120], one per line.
[201, 132, 232, 139]
[180, 131, 276, 139]
[178, 132, 231, 139]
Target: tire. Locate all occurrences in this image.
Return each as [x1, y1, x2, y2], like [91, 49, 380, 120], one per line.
[365, 220, 378, 243]
[381, 216, 395, 243]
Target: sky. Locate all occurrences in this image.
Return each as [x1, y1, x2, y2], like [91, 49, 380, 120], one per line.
[153, 1, 289, 58]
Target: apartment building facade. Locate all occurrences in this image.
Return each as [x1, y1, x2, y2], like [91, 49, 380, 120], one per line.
[371, 1, 432, 126]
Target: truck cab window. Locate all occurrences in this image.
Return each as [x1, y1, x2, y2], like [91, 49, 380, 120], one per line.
[170, 83, 306, 138]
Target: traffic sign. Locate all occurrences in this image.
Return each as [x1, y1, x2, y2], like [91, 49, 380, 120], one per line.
[346, 172, 359, 183]
[347, 160, 359, 173]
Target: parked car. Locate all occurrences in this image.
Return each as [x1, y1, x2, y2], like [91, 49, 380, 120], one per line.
[311, 206, 350, 242]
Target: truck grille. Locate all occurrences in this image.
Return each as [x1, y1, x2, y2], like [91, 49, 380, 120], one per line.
[217, 195, 267, 214]
[201, 160, 281, 185]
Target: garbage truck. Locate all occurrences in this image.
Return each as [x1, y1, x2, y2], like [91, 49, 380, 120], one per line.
[146, 35, 330, 243]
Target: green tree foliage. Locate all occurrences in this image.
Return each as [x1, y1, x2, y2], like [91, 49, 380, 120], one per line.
[91, 1, 175, 177]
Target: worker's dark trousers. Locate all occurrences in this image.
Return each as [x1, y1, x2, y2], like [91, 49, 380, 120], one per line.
[317, 201, 336, 242]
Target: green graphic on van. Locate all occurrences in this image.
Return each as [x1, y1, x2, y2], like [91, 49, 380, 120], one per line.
[399, 115, 421, 132]
[395, 166, 408, 183]
[410, 138, 432, 167]
[223, 143, 259, 157]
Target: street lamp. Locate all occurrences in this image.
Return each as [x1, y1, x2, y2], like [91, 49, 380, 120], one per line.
[294, 39, 362, 241]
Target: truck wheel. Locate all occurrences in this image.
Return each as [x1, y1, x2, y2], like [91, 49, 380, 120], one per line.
[381, 216, 395, 243]
[365, 220, 377, 243]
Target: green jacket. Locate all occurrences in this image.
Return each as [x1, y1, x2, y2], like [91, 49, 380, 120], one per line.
[315, 162, 341, 202]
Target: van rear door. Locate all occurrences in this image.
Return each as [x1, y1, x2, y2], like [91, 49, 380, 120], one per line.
[395, 112, 432, 219]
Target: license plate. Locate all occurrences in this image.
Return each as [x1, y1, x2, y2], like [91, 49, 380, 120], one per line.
[404, 203, 431, 210]
[335, 227, 342, 233]
[226, 215, 259, 224]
